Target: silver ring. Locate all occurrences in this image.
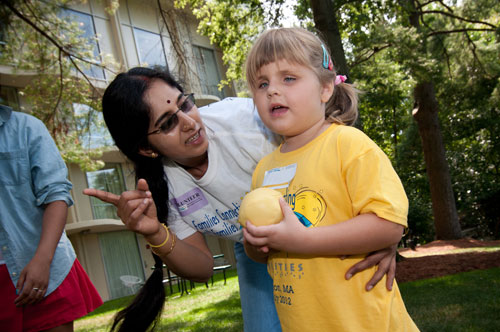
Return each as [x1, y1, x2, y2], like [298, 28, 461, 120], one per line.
[33, 287, 39, 291]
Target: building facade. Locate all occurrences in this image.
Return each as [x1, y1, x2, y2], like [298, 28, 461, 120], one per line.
[1, 0, 236, 301]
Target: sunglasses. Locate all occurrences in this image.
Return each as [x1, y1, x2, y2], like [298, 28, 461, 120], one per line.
[147, 93, 196, 136]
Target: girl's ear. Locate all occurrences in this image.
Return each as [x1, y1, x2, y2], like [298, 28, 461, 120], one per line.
[320, 80, 334, 103]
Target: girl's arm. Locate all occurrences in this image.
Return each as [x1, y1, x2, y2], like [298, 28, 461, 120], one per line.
[244, 198, 403, 256]
[14, 200, 68, 306]
[83, 179, 213, 282]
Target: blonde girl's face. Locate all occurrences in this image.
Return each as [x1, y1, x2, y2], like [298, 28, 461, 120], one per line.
[252, 59, 334, 150]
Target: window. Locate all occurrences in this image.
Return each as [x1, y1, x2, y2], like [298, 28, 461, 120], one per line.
[133, 28, 167, 68]
[60, 8, 105, 79]
[193, 46, 224, 99]
[0, 86, 20, 111]
[99, 231, 145, 299]
[86, 164, 126, 219]
[73, 103, 113, 149]
[0, 17, 6, 48]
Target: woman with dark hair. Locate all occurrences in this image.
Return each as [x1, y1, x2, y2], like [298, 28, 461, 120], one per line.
[84, 67, 398, 332]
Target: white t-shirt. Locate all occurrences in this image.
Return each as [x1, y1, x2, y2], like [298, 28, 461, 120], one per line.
[164, 98, 279, 242]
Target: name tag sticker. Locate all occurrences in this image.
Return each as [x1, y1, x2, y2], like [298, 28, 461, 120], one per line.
[262, 163, 297, 189]
[170, 188, 209, 216]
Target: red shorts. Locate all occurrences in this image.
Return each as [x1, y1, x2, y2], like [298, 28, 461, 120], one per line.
[0, 259, 103, 332]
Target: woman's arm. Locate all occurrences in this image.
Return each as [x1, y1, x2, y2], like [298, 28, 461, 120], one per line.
[14, 200, 68, 306]
[83, 179, 213, 282]
[148, 228, 214, 282]
[244, 198, 403, 256]
[345, 244, 398, 291]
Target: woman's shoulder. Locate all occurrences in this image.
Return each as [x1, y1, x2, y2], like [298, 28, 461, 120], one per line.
[199, 97, 280, 145]
[199, 97, 256, 122]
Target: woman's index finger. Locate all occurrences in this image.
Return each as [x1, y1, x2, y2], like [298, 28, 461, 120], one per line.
[83, 188, 120, 206]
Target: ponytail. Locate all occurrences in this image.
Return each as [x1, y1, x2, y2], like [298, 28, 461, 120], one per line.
[102, 67, 184, 332]
[325, 81, 359, 126]
[110, 255, 166, 332]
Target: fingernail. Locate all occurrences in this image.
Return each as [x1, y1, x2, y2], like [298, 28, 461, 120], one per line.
[367, 285, 373, 291]
[345, 273, 352, 280]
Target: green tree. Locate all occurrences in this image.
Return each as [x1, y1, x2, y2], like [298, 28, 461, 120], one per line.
[180, 0, 499, 242]
[345, 0, 499, 240]
[175, 0, 267, 91]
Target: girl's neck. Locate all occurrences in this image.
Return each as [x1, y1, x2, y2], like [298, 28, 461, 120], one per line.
[280, 120, 330, 153]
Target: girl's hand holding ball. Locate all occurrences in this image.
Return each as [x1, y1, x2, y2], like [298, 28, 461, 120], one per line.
[238, 188, 284, 227]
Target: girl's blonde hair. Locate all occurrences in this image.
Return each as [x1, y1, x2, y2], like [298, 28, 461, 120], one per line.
[245, 27, 358, 126]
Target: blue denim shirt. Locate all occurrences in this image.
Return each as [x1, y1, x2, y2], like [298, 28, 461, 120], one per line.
[0, 105, 76, 296]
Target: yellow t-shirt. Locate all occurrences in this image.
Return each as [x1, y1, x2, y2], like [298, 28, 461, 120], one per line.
[251, 124, 419, 332]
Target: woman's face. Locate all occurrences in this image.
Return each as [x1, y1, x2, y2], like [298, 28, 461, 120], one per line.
[142, 79, 208, 167]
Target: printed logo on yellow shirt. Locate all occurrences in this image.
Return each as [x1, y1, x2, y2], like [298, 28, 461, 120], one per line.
[294, 188, 326, 227]
[284, 187, 327, 227]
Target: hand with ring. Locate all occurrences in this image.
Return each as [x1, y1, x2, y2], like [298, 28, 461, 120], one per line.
[14, 256, 50, 307]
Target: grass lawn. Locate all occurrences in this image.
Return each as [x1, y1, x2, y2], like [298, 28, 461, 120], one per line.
[400, 267, 500, 332]
[75, 269, 243, 332]
[76, 267, 500, 332]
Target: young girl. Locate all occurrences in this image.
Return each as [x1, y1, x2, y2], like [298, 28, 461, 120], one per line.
[243, 28, 419, 331]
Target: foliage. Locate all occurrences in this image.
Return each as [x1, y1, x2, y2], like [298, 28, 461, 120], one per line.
[0, 0, 120, 170]
[342, 0, 500, 240]
[3, 0, 499, 239]
[175, 0, 295, 90]
[179, 0, 500, 241]
[415, 0, 500, 238]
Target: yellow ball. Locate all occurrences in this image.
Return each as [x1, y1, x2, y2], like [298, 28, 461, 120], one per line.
[238, 188, 283, 227]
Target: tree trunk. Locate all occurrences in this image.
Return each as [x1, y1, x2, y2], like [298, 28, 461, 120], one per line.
[309, 0, 350, 80]
[309, 0, 361, 127]
[412, 82, 462, 239]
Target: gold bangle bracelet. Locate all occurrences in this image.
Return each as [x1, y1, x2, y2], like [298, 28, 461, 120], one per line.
[152, 233, 176, 256]
[165, 233, 176, 256]
[147, 224, 169, 248]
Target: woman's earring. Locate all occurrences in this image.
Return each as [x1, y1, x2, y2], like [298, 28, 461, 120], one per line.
[151, 152, 158, 158]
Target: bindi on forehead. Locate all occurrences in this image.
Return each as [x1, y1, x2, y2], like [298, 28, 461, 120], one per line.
[166, 99, 171, 104]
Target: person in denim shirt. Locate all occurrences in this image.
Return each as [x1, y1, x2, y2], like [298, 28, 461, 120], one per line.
[0, 105, 102, 332]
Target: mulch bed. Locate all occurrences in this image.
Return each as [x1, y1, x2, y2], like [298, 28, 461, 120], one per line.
[395, 238, 500, 283]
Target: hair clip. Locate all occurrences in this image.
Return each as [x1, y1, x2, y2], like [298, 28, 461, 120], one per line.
[335, 75, 347, 85]
[321, 44, 334, 71]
